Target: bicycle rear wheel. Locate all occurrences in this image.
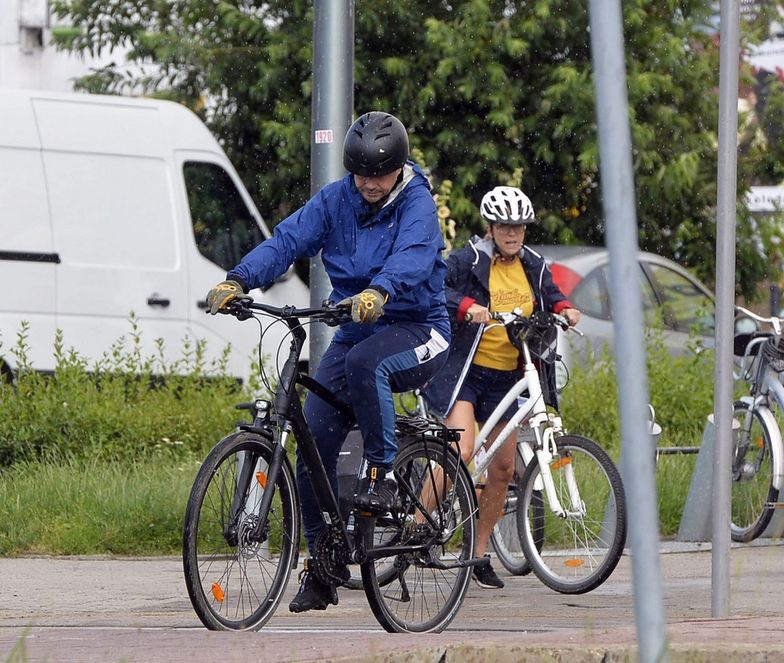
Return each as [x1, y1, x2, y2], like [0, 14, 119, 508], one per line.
[182, 431, 299, 630]
[361, 437, 476, 633]
[490, 449, 543, 575]
[731, 400, 779, 542]
[519, 435, 626, 594]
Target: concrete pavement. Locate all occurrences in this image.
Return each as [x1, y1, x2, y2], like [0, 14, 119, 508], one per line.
[2, 541, 784, 661]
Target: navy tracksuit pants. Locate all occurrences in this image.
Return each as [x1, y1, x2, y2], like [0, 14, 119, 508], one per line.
[298, 322, 448, 555]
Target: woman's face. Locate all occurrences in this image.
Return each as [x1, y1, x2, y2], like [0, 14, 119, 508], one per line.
[354, 169, 401, 204]
[489, 223, 526, 258]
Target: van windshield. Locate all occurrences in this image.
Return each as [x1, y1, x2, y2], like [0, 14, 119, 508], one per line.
[184, 162, 264, 271]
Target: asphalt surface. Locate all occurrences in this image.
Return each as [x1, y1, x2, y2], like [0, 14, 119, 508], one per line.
[2, 541, 784, 662]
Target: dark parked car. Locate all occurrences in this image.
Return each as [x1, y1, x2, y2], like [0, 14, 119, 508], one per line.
[530, 245, 716, 386]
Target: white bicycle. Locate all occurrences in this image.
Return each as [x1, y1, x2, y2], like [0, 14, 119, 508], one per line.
[470, 309, 628, 594]
[731, 304, 784, 542]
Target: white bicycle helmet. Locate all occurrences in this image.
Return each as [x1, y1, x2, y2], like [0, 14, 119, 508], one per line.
[480, 186, 535, 224]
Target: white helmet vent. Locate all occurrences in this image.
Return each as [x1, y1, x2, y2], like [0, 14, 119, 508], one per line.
[480, 186, 535, 224]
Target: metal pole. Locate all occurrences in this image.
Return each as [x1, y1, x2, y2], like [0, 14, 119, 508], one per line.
[712, 0, 740, 619]
[309, 0, 354, 372]
[587, 2, 667, 661]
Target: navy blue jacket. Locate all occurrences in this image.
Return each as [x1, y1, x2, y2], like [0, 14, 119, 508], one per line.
[227, 163, 450, 344]
[423, 237, 572, 417]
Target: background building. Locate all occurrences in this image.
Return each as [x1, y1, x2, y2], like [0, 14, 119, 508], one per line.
[0, 0, 122, 91]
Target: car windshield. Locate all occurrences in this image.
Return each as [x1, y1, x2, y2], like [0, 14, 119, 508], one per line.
[646, 263, 715, 335]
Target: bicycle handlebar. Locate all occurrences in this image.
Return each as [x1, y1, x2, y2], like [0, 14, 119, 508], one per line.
[224, 296, 352, 327]
[735, 304, 782, 336]
[489, 309, 584, 337]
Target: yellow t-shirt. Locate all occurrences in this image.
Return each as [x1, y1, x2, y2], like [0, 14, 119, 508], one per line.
[473, 258, 534, 370]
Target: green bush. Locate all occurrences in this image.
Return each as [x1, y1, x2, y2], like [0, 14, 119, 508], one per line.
[0, 319, 253, 466]
[559, 331, 715, 535]
[0, 318, 722, 550]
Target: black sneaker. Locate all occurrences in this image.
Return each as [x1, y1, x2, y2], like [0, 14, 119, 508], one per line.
[288, 559, 339, 613]
[473, 556, 505, 589]
[353, 465, 398, 513]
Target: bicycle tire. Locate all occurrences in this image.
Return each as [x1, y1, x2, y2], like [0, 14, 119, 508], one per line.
[183, 431, 299, 630]
[360, 437, 476, 632]
[519, 434, 626, 594]
[490, 452, 543, 575]
[731, 400, 779, 543]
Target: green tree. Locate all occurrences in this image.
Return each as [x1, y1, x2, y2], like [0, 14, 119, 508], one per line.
[52, 0, 784, 298]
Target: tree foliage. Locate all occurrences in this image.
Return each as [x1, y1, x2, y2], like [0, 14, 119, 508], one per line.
[52, 0, 784, 299]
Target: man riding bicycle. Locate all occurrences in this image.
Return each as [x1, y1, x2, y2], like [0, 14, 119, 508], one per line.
[206, 111, 451, 613]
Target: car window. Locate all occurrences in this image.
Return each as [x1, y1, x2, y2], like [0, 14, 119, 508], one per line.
[637, 268, 661, 326]
[646, 263, 715, 335]
[572, 263, 659, 323]
[571, 269, 610, 319]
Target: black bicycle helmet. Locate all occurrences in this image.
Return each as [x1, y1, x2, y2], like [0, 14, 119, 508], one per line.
[343, 111, 409, 177]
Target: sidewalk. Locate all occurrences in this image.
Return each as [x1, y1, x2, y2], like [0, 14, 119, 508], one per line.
[2, 541, 783, 661]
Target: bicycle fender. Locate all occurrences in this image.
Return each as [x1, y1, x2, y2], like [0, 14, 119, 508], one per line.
[739, 397, 784, 491]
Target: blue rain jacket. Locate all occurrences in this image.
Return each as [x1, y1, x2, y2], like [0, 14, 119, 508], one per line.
[227, 163, 450, 343]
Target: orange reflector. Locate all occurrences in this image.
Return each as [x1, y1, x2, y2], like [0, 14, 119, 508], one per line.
[755, 437, 764, 449]
[564, 559, 584, 568]
[211, 582, 225, 602]
[255, 471, 267, 489]
[551, 457, 572, 470]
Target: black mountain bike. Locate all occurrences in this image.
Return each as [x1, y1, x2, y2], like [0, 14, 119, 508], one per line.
[182, 297, 478, 633]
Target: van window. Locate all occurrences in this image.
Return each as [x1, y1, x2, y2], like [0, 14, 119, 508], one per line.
[184, 162, 264, 271]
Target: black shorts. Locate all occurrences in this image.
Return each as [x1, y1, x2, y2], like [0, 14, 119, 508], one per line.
[455, 364, 520, 424]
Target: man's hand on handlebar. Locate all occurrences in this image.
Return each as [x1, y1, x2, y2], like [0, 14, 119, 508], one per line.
[338, 288, 388, 324]
[206, 280, 245, 315]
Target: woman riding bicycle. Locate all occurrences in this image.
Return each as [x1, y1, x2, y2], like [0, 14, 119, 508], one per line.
[206, 111, 451, 612]
[423, 185, 580, 589]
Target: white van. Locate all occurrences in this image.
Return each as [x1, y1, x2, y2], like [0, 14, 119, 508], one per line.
[0, 88, 309, 382]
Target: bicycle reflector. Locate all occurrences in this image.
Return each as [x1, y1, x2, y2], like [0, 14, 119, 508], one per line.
[211, 582, 225, 602]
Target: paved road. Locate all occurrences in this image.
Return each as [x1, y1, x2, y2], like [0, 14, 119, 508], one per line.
[2, 541, 784, 661]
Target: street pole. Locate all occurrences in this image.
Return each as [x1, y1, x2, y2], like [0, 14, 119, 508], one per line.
[587, 2, 667, 660]
[712, 0, 740, 619]
[309, 0, 354, 372]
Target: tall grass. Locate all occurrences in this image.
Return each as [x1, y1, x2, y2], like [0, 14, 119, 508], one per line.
[0, 319, 251, 466]
[0, 454, 199, 556]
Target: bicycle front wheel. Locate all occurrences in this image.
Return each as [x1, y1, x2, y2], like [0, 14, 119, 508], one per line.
[519, 435, 626, 594]
[361, 437, 476, 633]
[731, 400, 779, 543]
[182, 431, 299, 630]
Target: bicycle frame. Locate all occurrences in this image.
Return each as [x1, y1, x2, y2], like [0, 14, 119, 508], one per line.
[469, 318, 581, 519]
[736, 348, 784, 492]
[230, 300, 471, 566]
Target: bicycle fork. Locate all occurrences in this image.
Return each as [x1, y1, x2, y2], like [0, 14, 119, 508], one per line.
[528, 415, 585, 519]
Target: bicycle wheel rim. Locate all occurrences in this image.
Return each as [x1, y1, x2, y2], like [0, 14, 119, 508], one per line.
[491, 473, 535, 576]
[361, 439, 475, 632]
[520, 435, 626, 594]
[731, 401, 778, 542]
[183, 434, 299, 630]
